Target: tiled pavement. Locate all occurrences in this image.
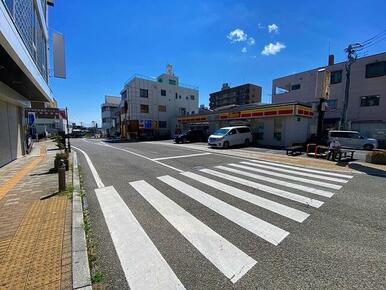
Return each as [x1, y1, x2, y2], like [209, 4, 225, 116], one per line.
[0, 141, 72, 290]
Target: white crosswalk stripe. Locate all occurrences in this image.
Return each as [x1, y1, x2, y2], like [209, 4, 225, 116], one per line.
[95, 186, 185, 290]
[130, 180, 256, 283]
[246, 159, 354, 179]
[158, 175, 289, 246]
[236, 162, 342, 190]
[240, 162, 348, 183]
[220, 164, 335, 198]
[200, 168, 324, 208]
[181, 171, 310, 222]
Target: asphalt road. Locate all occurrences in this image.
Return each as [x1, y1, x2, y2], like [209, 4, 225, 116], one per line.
[72, 138, 386, 290]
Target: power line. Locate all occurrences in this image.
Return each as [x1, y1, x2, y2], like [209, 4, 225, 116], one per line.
[360, 30, 386, 46]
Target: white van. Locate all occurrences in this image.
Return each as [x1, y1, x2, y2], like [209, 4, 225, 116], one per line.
[328, 130, 378, 150]
[208, 126, 253, 148]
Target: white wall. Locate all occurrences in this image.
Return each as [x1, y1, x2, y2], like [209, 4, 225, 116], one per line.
[125, 77, 199, 136]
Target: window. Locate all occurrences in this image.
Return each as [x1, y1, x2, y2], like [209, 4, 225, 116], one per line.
[360, 95, 380, 107]
[186, 96, 188, 100]
[237, 127, 251, 134]
[158, 78, 163, 83]
[140, 89, 148, 98]
[179, 95, 181, 99]
[366, 61, 386, 78]
[291, 84, 301, 90]
[161, 89, 166, 96]
[140, 104, 149, 113]
[330, 70, 342, 84]
[175, 93, 178, 99]
[169, 79, 176, 85]
[159, 121, 167, 128]
[190, 95, 195, 100]
[273, 118, 283, 141]
[158, 105, 166, 112]
[180, 108, 186, 115]
[228, 129, 237, 135]
[326, 99, 337, 110]
[191, 111, 195, 115]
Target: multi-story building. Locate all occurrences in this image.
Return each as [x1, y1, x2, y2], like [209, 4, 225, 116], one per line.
[209, 83, 262, 110]
[272, 52, 386, 143]
[120, 65, 199, 139]
[101, 95, 121, 137]
[0, 0, 54, 166]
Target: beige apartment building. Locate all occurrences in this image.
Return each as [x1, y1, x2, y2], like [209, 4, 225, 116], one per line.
[209, 83, 262, 110]
[272, 52, 386, 144]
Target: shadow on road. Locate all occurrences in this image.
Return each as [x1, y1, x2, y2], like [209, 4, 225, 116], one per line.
[348, 163, 386, 177]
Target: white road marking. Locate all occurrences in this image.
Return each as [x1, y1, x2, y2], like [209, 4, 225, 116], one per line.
[222, 165, 335, 198]
[5, 198, 20, 202]
[101, 143, 184, 173]
[130, 180, 256, 283]
[200, 169, 324, 208]
[95, 186, 185, 290]
[152, 152, 212, 161]
[240, 162, 348, 183]
[181, 172, 309, 223]
[158, 175, 289, 246]
[5, 201, 18, 206]
[237, 162, 342, 190]
[246, 159, 354, 179]
[72, 145, 105, 188]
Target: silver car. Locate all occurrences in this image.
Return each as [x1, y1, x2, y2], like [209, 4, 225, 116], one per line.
[328, 130, 378, 150]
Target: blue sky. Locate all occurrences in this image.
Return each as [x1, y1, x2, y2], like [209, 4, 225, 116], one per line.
[49, 0, 386, 126]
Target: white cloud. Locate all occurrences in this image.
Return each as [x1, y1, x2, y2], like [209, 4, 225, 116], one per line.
[261, 42, 286, 56]
[258, 23, 265, 30]
[241, 47, 247, 53]
[268, 23, 279, 33]
[227, 28, 247, 42]
[247, 37, 255, 46]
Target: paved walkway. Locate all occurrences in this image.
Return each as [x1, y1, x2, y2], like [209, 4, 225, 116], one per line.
[0, 141, 72, 290]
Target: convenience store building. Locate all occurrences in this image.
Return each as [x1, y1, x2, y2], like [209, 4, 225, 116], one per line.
[177, 102, 315, 147]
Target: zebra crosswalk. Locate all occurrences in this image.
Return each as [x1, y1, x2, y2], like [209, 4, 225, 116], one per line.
[97, 158, 354, 289]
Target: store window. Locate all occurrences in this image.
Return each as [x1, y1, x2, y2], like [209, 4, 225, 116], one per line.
[273, 118, 283, 141]
[159, 121, 167, 128]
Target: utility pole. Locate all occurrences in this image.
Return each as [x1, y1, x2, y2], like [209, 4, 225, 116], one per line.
[340, 43, 361, 130]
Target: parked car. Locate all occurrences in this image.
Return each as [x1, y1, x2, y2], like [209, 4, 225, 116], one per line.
[175, 129, 206, 143]
[328, 130, 378, 150]
[208, 126, 252, 148]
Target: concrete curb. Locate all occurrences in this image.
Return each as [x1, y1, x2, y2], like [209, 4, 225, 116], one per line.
[72, 151, 92, 290]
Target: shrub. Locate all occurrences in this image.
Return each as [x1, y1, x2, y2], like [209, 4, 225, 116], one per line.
[366, 150, 386, 165]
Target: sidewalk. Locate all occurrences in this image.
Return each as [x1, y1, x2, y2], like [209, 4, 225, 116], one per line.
[0, 141, 72, 289]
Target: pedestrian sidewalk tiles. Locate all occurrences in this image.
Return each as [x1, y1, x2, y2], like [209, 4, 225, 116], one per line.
[0, 141, 72, 290]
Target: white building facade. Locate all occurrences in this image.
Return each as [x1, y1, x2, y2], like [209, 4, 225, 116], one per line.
[0, 0, 54, 166]
[120, 66, 199, 139]
[101, 95, 121, 137]
[272, 52, 386, 146]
